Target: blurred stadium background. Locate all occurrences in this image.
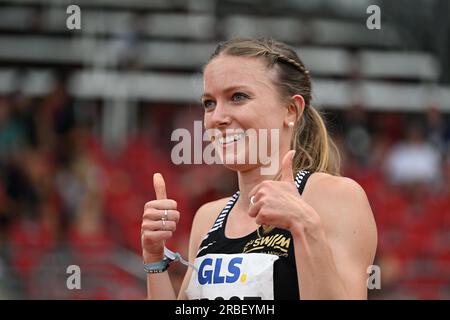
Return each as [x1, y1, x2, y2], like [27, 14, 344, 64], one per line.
[0, 0, 449, 299]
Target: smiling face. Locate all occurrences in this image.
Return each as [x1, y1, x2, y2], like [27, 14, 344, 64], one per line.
[202, 54, 294, 172]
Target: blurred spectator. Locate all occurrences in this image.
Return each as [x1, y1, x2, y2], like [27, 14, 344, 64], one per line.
[384, 120, 442, 187]
[342, 104, 371, 167]
[0, 96, 28, 163]
[425, 106, 450, 157]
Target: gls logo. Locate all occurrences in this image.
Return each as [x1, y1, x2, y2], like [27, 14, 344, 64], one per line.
[198, 257, 246, 285]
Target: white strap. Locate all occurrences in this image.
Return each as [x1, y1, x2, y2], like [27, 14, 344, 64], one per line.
[164, 247, 198, 271]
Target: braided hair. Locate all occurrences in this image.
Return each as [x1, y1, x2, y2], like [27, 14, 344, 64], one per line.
[206, 37, 341, 176]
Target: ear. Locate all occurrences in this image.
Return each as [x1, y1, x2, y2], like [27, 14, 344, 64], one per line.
[284, 94, 305, 127]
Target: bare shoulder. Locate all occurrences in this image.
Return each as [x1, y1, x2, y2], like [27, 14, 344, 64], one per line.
[193, 197, 230, 227]
[304, 172, 369, 201]
[302, 172, 377, 238]
[190, 196, 230, 242]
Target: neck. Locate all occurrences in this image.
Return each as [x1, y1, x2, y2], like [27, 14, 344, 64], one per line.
[233, 145, 292, 214]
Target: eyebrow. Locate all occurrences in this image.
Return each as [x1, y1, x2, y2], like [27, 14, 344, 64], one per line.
[201, 85, 253, 100]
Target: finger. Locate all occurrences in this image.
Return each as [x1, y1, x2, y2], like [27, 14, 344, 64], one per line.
[142, 220, 177, 232]
[248, 182, 264, 203]
[143, 209, 180, 222]
[142, 230, 173, 243]
[153, 173, 167, 200]
[248, 199, 263, 218]
[280, 150, 295, 182]
[255, 213, 271, 226]
[144, 200, 177, 211]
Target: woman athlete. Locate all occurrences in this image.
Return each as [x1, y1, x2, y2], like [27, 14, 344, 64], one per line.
[141, 38, 377, 300]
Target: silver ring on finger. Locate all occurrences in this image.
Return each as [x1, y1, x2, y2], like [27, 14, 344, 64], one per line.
[250, 195, 256, 206]
[161, 218, 167, 231]
[163, 209, 169, 220]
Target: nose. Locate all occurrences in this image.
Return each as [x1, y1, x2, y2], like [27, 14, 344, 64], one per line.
[206, 102, 232, 129]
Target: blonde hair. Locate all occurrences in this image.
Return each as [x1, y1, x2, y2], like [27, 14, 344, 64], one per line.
[207, 37, 341, 177]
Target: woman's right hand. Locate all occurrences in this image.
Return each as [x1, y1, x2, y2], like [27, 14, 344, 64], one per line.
[141, 173, 180, 263]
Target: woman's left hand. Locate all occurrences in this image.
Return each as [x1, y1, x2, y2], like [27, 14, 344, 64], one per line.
[248, 150, 322, 235]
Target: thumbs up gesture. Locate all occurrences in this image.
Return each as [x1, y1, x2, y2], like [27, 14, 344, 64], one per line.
[248, 150, 319, 233]
[141, 173, 180, 263]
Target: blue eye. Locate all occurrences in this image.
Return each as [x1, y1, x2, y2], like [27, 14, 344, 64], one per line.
[202, 100, 216, 110]
[232, 92, 249, 102]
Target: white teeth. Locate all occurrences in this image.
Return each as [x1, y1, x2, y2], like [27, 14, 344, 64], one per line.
[218, 132, 246, 145]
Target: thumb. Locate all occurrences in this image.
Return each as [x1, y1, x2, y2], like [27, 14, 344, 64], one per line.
[280, 150, 295, 182]
[153, 173, 167, 200]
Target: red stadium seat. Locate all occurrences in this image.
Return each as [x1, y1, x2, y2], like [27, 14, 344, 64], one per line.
[8, 219, 56, 293]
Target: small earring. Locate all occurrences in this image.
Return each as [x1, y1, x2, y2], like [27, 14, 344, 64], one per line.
[288, 122, 294, 128]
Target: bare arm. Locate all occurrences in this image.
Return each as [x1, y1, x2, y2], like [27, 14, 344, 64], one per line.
[291, 176, 378, 299]
[146, 271, 177, 300]
[142, 173, 180, 300]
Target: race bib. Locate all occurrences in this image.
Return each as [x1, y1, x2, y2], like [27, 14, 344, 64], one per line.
[185, 253, 279, 300]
